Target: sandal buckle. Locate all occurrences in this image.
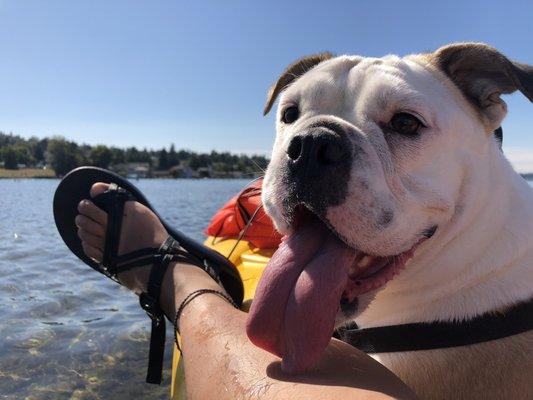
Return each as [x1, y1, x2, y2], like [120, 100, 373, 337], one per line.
[139, 292, 163, 325]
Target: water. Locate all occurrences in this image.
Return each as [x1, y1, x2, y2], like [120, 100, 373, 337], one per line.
[0, 179, 250, 400]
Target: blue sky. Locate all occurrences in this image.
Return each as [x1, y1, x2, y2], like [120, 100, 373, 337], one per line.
[1, 0, 533, 167]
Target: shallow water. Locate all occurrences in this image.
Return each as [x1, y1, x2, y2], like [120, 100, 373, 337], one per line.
[0, 179, 249, 399]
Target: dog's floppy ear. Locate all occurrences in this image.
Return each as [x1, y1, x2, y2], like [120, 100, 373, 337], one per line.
[431, 42, 533, 130]
[263, 52, 333, 116]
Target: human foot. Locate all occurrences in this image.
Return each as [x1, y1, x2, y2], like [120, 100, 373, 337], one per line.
[75, 182, 169, 294]
[75, 182, 223, 315]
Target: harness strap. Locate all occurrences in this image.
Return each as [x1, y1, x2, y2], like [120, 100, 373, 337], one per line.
[335, 296, 533, 353]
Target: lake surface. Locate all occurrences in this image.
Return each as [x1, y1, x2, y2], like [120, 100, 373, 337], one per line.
[0, 179, 251, 400]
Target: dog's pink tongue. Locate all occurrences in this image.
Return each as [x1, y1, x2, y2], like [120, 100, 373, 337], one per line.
[247, 216, 356, 373]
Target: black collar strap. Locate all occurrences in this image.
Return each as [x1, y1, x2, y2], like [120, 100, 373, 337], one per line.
[334, 297, 533, 353]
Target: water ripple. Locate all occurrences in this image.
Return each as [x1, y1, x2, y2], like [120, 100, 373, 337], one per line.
[0, 178, 248, 399]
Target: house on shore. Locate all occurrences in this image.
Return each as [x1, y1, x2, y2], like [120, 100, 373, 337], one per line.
[111, 162, 151, 179]
[169, 164, 198, 178]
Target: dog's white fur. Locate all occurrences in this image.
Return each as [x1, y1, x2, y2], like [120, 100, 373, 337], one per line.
[262, 46, 533, 399]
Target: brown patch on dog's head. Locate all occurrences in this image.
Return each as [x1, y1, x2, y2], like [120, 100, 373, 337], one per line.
[425, 42, 533, 131]
[263, 52, 333, 116]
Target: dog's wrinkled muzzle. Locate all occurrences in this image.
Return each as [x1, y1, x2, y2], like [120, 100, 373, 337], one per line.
[281, 122, 353, 217]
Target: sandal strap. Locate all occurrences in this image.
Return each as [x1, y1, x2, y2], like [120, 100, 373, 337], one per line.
[92, 183, 134, 279]
[111, 238, 182, 274]
[113, 254, 163, 274]
[92, 185, 180, 384]
[91, 184, 228, 384]
[137, 236, 222, 384]
[140, 251, 175, 384]
[112, 247, 160, 265]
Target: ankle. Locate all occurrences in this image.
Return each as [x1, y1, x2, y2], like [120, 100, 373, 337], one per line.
[159, 262, 179, 321]
[163, 262, 224, 320]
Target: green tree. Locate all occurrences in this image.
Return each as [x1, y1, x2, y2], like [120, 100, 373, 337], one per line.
[2, 146, 18, 169]
[168, 144, 178, 167]
[125, 147, 140, 162]
[110, 147, 125, 165]
[34, 138, 48, 163]
[47, 137, 80, 177]
[177, 149, 190, 161]
[0, 131, 270, 177]
[140, 148, 151, 163]
[26, 137, 40, 164]
[90, 145, 112, 169]
[12, 144, 32, 165]
[189, 153, 200, 170]
[158, 148, 169, 170]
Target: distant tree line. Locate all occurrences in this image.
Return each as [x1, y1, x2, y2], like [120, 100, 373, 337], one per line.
[0, 132, 268, 177]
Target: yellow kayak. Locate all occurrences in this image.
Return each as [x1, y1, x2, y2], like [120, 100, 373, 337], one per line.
[170, 236, 274, 399]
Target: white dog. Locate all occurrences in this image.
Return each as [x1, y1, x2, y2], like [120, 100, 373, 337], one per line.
[247, 43, 533, 399]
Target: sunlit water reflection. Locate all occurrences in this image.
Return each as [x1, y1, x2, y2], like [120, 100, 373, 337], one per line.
[0, 179, 249, 399]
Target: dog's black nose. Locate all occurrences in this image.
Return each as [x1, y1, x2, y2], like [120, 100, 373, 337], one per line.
[286, 130, 349, 178]
[282, 123, 352, 214]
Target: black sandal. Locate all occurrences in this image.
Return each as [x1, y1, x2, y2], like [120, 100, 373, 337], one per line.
[53, 167, 244, 384]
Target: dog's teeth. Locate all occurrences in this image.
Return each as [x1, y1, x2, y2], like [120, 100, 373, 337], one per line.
[357, 255, 373, 268]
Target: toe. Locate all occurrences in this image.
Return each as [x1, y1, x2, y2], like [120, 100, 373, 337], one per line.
[82, 242, 103, 262]
[90, 182, 110, 198]
[78, 228, 104, 251]
[77, 199, 107, 225]
[75, 214, 105, 237]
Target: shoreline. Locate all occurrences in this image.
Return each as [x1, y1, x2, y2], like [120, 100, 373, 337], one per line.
[0, 168, 255, 180]
[2, 168, 532, 181]
[0, 168, 56, 179]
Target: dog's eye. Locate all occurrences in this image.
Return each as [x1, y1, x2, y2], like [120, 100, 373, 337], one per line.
[281, 106, 299, 124]
[389, 113, 422, 136]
